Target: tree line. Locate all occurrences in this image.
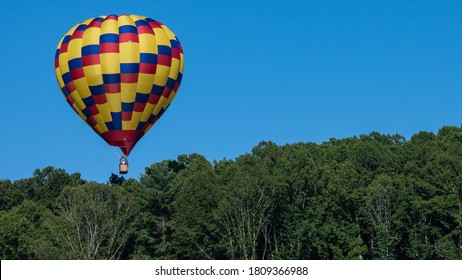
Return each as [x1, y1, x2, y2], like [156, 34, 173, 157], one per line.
[1, 126, 461, 259]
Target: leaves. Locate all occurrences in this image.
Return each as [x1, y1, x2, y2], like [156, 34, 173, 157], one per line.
[53, 184, 137, 260]
[1, 126, 462, 259]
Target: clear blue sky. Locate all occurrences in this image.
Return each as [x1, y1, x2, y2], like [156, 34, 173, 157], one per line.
[1, 0, 461, 182]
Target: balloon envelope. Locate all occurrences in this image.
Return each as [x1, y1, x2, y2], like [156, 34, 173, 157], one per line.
[55, 14, 184, 155]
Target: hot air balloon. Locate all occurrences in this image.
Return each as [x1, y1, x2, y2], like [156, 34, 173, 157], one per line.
[54, 14, 184, 174]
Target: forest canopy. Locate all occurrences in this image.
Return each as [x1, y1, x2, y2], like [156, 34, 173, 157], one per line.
[1, 126, 461, 260]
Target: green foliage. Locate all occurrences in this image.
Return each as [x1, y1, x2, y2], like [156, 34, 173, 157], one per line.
[0, 180, 18, 211]
[1, 126, 462, 259]
[53, 183, 138, 259]
[0, 200, 56, 259]
[218, 151, 277, 260]
[172, 154, 223, 259]
[127, 160, 180, 259]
